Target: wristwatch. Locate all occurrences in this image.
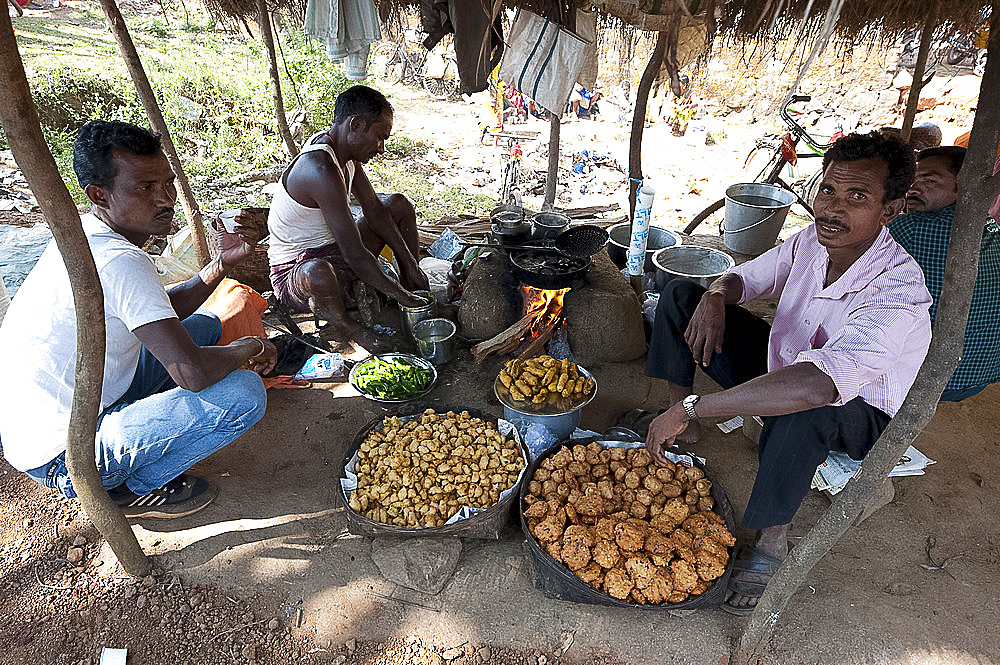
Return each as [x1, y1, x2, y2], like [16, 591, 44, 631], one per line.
[682, 394, 701, 420]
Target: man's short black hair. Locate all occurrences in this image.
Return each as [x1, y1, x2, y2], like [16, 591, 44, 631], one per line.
[333, 85, 393, 128]
[917, 145, 967, 176]
[73, 120, 162, 190]
[822, 131, 916, 201]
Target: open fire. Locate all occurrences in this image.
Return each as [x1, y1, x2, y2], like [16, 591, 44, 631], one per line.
[471, 286, 570, 362]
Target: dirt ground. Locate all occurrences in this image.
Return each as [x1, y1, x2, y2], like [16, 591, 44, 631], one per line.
[3, 10, 999, 665]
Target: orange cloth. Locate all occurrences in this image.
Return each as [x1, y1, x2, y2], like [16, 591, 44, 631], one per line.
[952, 130, 1000, 157]
[201, 278, 309, 389]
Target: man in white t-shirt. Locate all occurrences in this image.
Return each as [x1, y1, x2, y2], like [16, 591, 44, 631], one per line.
[0, 120, 277, 518]
[267, 85, 427, 350]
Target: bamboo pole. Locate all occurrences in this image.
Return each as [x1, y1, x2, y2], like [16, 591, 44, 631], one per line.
[900, 3, 939, 144]
[733, 8, 1000, 662]
[255, 0, 297, 157]
[626, 32, 668, 294]
[0, 9, 151, 576]
[95, 0, 211, 268]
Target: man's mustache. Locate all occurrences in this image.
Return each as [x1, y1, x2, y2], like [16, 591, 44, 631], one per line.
[815, 217, 847, 231]
[155, 207, 175, 219]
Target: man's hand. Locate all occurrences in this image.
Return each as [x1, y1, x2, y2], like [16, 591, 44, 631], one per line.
[645, 403, 691, 466]
[398, 289, 430, 308]
[401, 264, 430, 292]
[245, 337, 278, 377]
[684, 291, 726, 367]
[218, 211, 260, 269]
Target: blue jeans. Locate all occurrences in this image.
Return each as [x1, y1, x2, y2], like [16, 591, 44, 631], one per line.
[25, 312, 267, 497]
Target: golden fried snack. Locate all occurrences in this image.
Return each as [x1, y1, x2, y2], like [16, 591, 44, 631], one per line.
[682, 512, 713, 536]
[654, 498, 691, 530]
[564, 503, 580, 524]
[650, 553, 672, 567]
[593, 539, 622, 569]
[572, 444, 587, 462]
[690, 580, 712, 596]
[695, 552, 727, 581]
[595, 516, 618, 541]
[668, 528, 694, 549]
[675, 546, 696, 563]
[644, 531, 674, 556]
[624, 555, 656, 589]
[654, 467, 674, 483]
[577, 561, 603, 584]
[667, 589, 689, 604]
[697, 496, 715, 512]
[608, 447, 626, 461]
[533, 516, 563, 543]
[628, 501, 648, 519]
[684, 466, 705, 483]
[701, 510, 725, 525]
[693, 536, 731, 563]
[671, 559, 699, 593]
[614, 521, 646, 552]
[549, 468, 565, 484]
[642, 570, 673, 604]
[524, 500, 550, 519]
[563, 524, 596, 548]
[561, 540, 592, 570]
[545, 541, 563, 563]
[575, 492, 604, 517]
[604, 568, 634, 600]
[703, 522, 736, 547]
[661, 481, 683, 498]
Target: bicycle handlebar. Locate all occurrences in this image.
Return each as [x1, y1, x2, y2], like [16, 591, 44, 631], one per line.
[780, 95, 837, 152]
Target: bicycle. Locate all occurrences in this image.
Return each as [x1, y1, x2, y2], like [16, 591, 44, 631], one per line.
[682, 94, 838, 235]
[380, 30, 461, 101]
[487, 130, 539, 206]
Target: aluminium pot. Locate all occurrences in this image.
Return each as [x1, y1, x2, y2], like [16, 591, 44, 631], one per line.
[651, 245, 735, 290]
[531, 212, 571, 240]
[606, 222, 683, 272]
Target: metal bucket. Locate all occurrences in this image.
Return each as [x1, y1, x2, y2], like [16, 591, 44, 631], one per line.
[652, 246, 735, 290]
[531, 212, 570, 240]
[502, 404, 581, 445]
[412, 317, 456, 365]
[400, 291, 436, 341]
[722, 183, 796, 255]
[606, 222, 682, 272]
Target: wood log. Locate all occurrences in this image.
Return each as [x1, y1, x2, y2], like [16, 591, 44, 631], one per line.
[517, 318, 559, 360]
[472, 314, 534, 363]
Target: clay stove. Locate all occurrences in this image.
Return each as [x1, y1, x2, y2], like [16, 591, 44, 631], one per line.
[458, 249, 646, 364]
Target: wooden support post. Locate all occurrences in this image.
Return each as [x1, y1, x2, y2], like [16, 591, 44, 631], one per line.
[96, 0, 211, 268]
[901, 3, 939, 144]
[733, 8, 1000, 663]
[543, 114, 561, 210]
[0, 8, 151, 577]
[255, 0, 297, 157]
[626, 32, 668, 295]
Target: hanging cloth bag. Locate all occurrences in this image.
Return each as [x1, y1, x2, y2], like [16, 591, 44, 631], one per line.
[498, 9, 591, 116]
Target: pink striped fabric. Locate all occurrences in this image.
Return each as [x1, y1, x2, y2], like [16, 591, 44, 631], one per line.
[729, 225, 932, 417]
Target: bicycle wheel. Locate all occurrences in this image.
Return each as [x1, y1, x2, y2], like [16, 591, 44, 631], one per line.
[683, 198, 726, 235]
[422, 58, 459, 100]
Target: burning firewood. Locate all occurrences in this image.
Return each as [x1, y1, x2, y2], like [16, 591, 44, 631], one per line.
[472, 314, 535, 363]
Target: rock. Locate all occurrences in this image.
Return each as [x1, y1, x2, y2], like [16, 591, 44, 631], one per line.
[66, 547, 84, 563]
[189, 593, 203, 608]
[331, 656, 347, 665]
[345, 638, 356, 654]
[563, 252, 646, 363]
[442, 646, 464, 660]
[370, 536, 462, 594]
[477, 646, 492, 662]
[267, 618, 280, 632]
[136, 595, 148, 609]
[143, 575, 156, 587]
[72, 535, 87, 547]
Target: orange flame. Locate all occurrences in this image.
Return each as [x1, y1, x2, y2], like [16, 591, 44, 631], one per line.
[523, 286, 568, 335]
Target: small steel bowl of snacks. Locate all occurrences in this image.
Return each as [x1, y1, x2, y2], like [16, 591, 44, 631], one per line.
[348, 352, 437, 403]
[494, 355, 598, 441]
[339, 404, 529, 539]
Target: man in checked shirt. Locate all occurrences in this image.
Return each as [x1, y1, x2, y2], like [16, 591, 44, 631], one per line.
[644, 132, 932, 614]
[889, 145, 1000, 402]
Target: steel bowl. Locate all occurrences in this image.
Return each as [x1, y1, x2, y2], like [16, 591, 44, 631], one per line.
[606, 222, 683, 272]
[494, 363, 597, 416]
[348, 352, 438, 403]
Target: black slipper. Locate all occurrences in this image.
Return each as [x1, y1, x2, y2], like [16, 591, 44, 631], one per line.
[722, 544, 790, 616]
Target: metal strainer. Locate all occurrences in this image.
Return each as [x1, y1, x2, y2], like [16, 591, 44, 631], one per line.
[553, 224, 610, 258]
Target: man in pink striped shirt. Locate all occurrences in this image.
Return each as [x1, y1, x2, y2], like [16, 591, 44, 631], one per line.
[645, 132, 932, 614]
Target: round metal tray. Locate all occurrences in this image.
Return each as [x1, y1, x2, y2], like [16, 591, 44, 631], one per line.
[349, 352, 438, 403]
[494, 362, 597, 416]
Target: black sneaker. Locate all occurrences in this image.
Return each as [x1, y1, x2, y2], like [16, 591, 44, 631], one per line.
[109, 475, 218, 518]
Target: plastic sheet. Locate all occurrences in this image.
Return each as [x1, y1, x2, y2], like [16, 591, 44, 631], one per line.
[627, 185, 655, 277]
[0, 223, 51, 298]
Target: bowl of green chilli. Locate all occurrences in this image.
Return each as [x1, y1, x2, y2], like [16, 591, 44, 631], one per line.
[348, 352, 438, 403]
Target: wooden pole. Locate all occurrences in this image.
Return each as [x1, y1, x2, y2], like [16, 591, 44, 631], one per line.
[543, 114, 561, 210]
[626, 32, 668, 294]
[255, 0, 297, 157]
[0, 9, 152, 577]
[901, 3, 938, 144]
[95, 0, 211, 268]
[733, 8, 1000, 663]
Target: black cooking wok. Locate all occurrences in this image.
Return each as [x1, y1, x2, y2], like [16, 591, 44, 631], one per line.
[508, 249, 591, 290]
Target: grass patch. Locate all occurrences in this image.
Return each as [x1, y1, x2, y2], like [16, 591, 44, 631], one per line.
[368, 161, 495, 222]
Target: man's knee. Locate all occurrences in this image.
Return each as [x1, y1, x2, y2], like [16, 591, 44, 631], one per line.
[384, 193, 415, 222]
[656, 278, 705, 326]
[183, 311, 223, 346]
[298, 258, 340, 296]
[218, 369, 268, 426]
